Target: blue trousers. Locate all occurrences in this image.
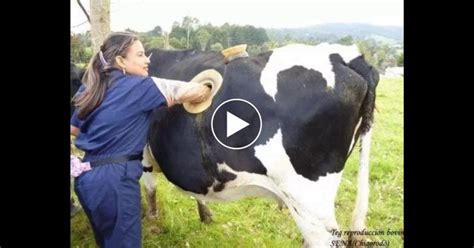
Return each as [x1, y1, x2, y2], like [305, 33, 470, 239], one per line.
[74, 157, 143, 248]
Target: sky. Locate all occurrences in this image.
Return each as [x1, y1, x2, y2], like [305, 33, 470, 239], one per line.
[71, 0, 403, 33]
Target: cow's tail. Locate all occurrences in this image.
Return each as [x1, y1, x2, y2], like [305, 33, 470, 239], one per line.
[348, 55, 379, 236]
[351, 127, 372, 232]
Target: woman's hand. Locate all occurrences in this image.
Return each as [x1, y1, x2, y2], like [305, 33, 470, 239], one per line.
[176, 82, 211, 104]
[152, 77, 213, 107]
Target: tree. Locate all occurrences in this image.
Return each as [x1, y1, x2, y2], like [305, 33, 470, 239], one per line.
[182, 16, 199, 48]
[147, 26, 163, 37]
[397, 53, 404, 66]
[221, 23, 232, 47]
[78, 31, 92, 47]
[210, 42, 224, 52]
[261, 41, 279, 52]
[169, 37, 186, 49]
[253, 27, 270, 45]
[337, 35, 354, 45]
[172, 21, 180, 30]
[71, 33, 93, 64]
[375, 44, 398, 71]
[355, 39, 377, 69]
[146, 37, 165, 49]
[163, 31, 170, 49]
[247, 45, 261, 56]
[124, 28, 139, 34]
[282, 34, 294, 46]
[356, 39, 399, 72]
[71, 34, 83, 63]
[200, 24, 227, 49]
[139, 33, 151, 49]
[83, 47, 93, 65]
[195, 29, 211, 51]
[170, 26, 187, 42]
[90, 0, 111, 53]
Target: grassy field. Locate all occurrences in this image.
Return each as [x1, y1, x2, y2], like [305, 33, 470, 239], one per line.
[71, 76, 404, 247]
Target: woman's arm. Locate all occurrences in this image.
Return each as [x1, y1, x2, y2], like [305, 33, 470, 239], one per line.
[151, 77, 211, 107]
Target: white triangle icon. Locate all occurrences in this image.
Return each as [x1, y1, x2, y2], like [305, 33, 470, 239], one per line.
[226, 111, 250, 138]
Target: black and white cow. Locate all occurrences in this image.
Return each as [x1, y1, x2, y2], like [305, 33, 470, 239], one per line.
[144, 43, 379, 247]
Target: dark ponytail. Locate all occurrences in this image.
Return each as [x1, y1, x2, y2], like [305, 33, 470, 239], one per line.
[73, 32, 138, 120]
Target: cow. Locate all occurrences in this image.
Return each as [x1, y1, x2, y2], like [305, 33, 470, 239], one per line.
[144, 43, 379, 247]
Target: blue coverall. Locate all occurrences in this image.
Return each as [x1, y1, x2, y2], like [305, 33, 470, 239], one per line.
[71, 69, 167, 247]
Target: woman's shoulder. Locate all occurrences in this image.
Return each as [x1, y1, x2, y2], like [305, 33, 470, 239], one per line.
[116, 74, 153, 89]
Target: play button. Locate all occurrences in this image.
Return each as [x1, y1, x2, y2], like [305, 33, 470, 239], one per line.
[226, 111, 249, 137]
[211, 98, 262, 150]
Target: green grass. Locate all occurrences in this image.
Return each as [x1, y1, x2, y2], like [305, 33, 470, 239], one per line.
[71, 76, 404, 247]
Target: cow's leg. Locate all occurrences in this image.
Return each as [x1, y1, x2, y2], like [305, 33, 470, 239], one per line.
[142, 170, 158, 219]
[141, 169, 165, 235]
[70, 177, 82, 217]
[142, 144, 160, 219]
[254, 129, 342, 247]
[349, 128, 372, 247]
[196, 199, 213, 224]
[276, 173, 342, 248]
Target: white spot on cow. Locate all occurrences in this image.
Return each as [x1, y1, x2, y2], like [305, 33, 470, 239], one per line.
[178, 129, 351, 247]
[254, 129, 343, 246]
[142, 170, 156, 193]
[142, 144, 159, 194]
[260, 43, 361, 100]
[181, 163, 281, 204]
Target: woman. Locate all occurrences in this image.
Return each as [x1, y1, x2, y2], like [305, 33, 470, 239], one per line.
[71, 31, 210, 247]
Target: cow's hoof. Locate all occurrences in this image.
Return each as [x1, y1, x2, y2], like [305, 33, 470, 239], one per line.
[198, 207, 213, 224]
[200, 215, 213, 224]
[197, 201, 213, 224]
[198, 206, 213, 224]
